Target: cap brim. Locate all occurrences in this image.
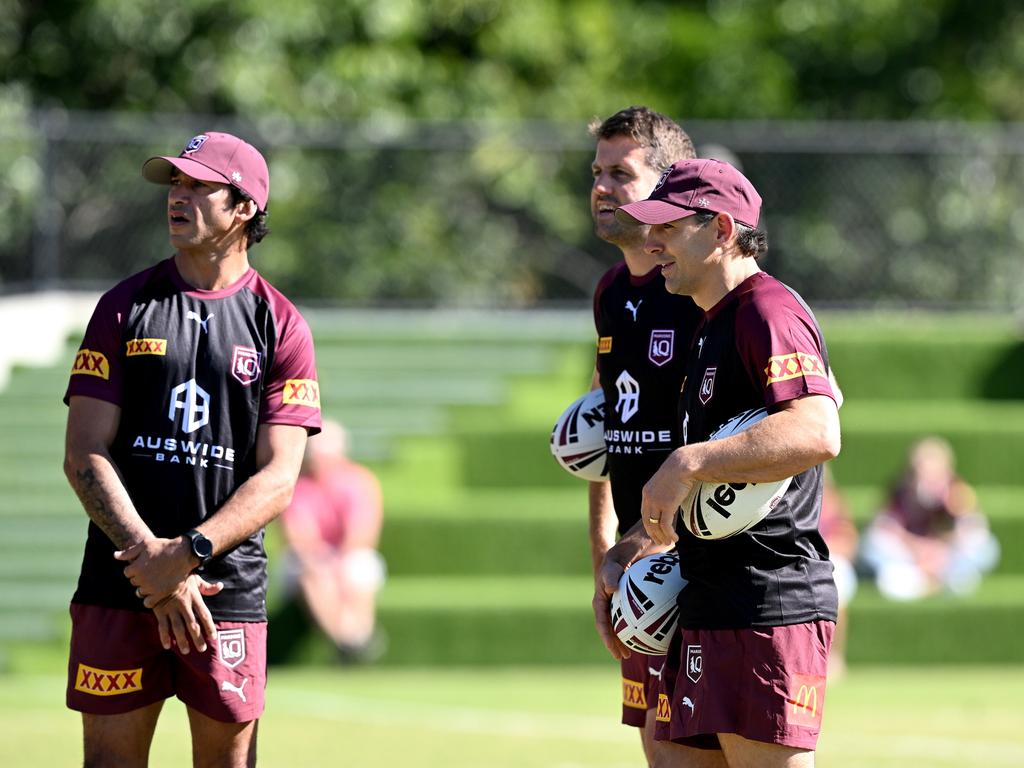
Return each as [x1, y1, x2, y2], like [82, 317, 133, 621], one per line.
[615, 200, 699, 226]
[141, 156, 231, 186]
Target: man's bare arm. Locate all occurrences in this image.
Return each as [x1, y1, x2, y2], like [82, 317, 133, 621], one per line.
[64, 396, 153, 548]
[643, 393, 841, 545]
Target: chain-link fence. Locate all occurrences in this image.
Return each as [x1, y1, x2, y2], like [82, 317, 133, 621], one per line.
[3, 109, 1024, 309]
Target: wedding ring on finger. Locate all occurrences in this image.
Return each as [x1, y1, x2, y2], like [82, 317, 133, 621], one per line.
[135, 587, 144, 599]
[648, 516, 661, 524]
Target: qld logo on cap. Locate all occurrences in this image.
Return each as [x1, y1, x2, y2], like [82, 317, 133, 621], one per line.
[183, 134, 209, 154]
[653, 167, 672, 192]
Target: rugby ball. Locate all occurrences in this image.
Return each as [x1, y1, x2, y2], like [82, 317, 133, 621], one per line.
[550, 389, 608, 481]
[610, 552, 687, 655]
[684, 408, 791, 540]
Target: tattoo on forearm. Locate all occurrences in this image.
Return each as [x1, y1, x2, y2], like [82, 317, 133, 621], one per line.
[73, 467, 134, 549]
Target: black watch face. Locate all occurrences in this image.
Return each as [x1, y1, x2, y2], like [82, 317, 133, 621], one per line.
[193, 535, 214, 559]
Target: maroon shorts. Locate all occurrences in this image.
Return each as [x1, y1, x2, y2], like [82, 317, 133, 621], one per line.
[654, 621, 834, 750]
[67, 604, 267, 723]
[620, 651, 666, 727]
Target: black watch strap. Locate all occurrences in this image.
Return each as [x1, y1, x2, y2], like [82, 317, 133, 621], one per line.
[185, 529, 214, 566]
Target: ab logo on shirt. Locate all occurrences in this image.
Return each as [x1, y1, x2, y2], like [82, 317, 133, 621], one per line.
[168, 379, 211, 434]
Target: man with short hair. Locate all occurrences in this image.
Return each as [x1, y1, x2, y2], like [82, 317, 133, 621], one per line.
[586, 106, 702, 764]
[63, 131, 320, 767]
[601, 158, 841, 767]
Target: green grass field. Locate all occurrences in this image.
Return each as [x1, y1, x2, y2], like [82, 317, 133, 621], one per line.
[1, 665, 1021, 767]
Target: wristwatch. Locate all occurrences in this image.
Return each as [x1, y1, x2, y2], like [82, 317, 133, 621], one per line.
[185, 529, 214, 567]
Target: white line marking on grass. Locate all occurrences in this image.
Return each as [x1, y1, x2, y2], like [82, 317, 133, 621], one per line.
[271, 688, 632, 743]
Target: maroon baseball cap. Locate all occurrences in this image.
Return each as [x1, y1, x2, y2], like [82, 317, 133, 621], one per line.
[142, 132, 270, 211]
[616, 158, 761, 228]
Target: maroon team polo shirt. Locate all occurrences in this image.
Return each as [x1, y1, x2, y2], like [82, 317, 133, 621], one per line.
[675, 272, 839, 630]
[65, 257, 321, 621]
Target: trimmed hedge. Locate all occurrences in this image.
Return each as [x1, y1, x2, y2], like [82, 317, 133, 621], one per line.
[269, 575, 1024, 667]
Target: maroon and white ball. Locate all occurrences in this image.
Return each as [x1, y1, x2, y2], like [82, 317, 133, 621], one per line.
[684, 408, 792, 540]
[550, 389, 608, 482]
[609, 552, 687, 655]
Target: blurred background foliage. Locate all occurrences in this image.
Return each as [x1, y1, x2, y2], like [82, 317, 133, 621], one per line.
[3, 0, 1024, 306]
[10, 0, 1024, 120]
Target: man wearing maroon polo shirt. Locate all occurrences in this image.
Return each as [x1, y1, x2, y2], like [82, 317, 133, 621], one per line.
[602, 158, 841, 767]
[63, 131, 320, 766]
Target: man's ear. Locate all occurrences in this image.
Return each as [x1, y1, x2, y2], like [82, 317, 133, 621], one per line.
[715, 212, 737, 243]
[236, 198, 257, 223]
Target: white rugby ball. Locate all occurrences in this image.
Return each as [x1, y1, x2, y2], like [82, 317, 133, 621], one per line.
[550, 389, 608, 481]
[610, 552, 687, 655]
[684, 408, 791, 540]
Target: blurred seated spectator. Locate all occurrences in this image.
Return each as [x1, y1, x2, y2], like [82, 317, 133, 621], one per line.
[280, 419, 387, 662]
[819, 465, 858, 678]
[859, 436, 999, 601]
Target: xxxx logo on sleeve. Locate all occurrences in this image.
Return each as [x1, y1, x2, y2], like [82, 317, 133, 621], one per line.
[75, 664, 142, 696]
[126, 338, 167, 356]
[71, 349, 109, 379]
[765, 352, 827, 386]
[282, 379, 320, 409]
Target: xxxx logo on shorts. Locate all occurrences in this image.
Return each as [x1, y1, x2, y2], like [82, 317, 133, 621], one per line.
[71, 349, 109, 380]
[765, 352, 827, 386]
[622, 677, 646, 709]
[126, 338, 167, 356]
[656, 693, 672, 722]
[282, 379, 320, 408]
[75, 664, 142, 696]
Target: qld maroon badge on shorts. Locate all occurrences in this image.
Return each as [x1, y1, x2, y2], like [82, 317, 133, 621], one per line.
[686, 644, 703, 683]
[231, 346, 262, 386]
[197, 622, 268, 722]
[217, 628, 246, 668]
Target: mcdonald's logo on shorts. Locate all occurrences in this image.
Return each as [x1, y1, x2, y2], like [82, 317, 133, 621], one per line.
[71, 349, 109, 380]
[282, 379, 320, 408]
[622, 677, 646, 709]
[74, 663, 143, 696]
[656, 693, 671, 722]
[787, 673, 825, 727]
[126, 338, 167, 356]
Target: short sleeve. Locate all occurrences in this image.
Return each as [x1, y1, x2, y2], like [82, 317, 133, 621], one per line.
[63, 290, 128, 406]
[737, 298, 835, 409]
[261, 312, 322, 434]
[593, 263, 622, 372]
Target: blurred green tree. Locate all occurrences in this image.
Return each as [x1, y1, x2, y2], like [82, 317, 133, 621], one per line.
[3, 1, 1023, 304]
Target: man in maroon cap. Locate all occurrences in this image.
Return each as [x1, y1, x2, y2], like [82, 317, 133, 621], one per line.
[63, 131, 320, 766]
[598, 159, 842, 767]
[585, 106, 703, 765]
